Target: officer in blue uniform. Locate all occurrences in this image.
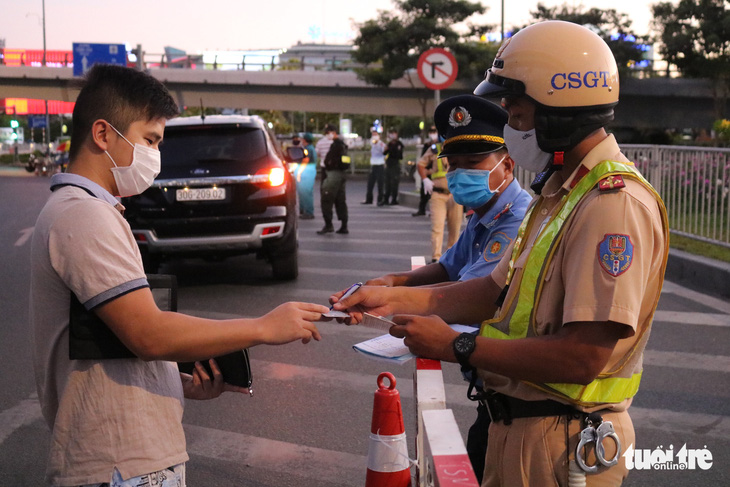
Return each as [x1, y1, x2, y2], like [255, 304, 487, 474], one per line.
[369, 95, 530, 288]
[436, 96, 532, 284]
[366, 94, 531, 481]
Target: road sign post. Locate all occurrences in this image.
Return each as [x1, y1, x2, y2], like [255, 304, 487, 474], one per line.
[73, 43, 127, 77]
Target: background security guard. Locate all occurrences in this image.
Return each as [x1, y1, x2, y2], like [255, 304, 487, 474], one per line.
[334, 20, 669, 487]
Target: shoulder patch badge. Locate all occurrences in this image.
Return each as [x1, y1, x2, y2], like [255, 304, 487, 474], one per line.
[483, 232, 512, 263]
[597, 234, 634, 277]
[598, 175, 626, 191]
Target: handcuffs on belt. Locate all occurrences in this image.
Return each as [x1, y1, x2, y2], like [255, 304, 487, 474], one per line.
[576, 412, 621, 473]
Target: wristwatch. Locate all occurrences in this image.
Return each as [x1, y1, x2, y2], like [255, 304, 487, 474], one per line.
[452, 332, 477, 369]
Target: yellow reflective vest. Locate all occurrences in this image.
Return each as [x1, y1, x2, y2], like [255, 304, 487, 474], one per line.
[480, 160, 669, 407]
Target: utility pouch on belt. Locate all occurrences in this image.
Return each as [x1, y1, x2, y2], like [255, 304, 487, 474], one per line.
[69, 274, 252, 389]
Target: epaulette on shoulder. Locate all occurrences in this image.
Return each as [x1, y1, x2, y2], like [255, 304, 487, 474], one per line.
[598, 174, 626, 191]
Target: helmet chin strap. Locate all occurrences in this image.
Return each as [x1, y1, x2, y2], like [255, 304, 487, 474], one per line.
[529, 154, 556, 195]
[534, 104, 616, 155]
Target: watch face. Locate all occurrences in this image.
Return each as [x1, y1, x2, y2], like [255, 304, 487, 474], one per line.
[455, 333, 475, 355]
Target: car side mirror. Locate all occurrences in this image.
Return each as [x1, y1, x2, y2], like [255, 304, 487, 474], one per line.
[285, 146, 305, 163]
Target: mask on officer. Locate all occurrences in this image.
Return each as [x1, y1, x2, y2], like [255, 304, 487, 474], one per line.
[326, 133, 335, 141]
[429, 132, 439, 142]
[446, 155, 506, 208]
[105, 123, 161, 197]
[503, 125, 552, 174]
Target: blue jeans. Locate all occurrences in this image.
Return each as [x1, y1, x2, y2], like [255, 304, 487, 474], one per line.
[80, 463, 185, 487]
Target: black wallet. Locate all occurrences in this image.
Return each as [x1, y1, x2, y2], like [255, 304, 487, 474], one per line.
[178, 351, 253, 389]
[68, 274, 252, 388]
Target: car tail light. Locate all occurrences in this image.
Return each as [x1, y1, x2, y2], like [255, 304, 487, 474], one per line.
[255, 167, 286, 188]
[261, 225, 282, 236]
[133, 232, 147, 242]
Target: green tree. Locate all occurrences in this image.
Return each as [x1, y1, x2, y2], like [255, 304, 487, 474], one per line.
[250, 110, 293, 135]
[526, 3, 651, 78]
[652, 0, 730, 121]
[352, 0, 500, 126]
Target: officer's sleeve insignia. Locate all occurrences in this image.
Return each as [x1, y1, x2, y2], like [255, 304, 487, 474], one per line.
[483, 232, 512, 263]
[598, 175, 626, 191]
[598, 234, 634, 277]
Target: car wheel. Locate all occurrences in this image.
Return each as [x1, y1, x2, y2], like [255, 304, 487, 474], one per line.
[271, 249, 298, 280]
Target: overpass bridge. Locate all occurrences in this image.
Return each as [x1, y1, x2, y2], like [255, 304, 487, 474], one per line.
[0, 65, 725, 131]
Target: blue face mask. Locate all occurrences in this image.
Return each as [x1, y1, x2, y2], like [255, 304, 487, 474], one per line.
[446, 155, 506, 208]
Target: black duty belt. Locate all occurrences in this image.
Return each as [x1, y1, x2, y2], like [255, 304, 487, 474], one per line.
[481, 391, 579, 425]
[432, 187, 449, 194]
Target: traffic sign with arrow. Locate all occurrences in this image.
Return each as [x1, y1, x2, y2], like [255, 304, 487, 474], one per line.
[417, 48, 458, 91]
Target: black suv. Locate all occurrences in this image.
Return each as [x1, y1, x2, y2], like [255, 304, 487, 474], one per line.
[122, 115, 298, 280]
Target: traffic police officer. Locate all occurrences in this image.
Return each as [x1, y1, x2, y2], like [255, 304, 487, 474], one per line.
[417, 126, 463, 262]
[333, 21, 669, 486]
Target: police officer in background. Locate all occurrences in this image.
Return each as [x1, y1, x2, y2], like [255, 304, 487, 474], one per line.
[382, 128, 405, 205]
[417, 125, 464, 262]
[317, 124, 350, 235]
[412, 125, 439, 217]
[333, 21, 669, 486]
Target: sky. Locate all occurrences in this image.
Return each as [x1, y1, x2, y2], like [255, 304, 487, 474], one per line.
[1, 0, 657, 55]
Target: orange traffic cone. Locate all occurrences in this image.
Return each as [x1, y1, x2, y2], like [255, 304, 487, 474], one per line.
[366, 372, 411, 487]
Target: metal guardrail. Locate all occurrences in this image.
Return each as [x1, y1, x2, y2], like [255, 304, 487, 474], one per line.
[622, 144, 730, 248]
[512, 144, 730, 248]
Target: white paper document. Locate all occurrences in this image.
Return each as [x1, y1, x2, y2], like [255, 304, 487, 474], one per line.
[352, 323, 478, 364]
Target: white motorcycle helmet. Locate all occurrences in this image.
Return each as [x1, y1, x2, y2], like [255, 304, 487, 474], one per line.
[474, 20, 619, 154]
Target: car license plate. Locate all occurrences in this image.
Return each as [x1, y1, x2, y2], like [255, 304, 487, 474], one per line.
[176, 187, 226, 201]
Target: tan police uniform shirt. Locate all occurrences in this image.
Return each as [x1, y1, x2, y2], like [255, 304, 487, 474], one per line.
[30, 178, 188, 485]
[481, 134, 667, 412]
[418, 146, 449, 192]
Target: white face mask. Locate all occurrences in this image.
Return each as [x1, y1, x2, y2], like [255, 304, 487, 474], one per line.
[105, 123, 161, 197]
[429, 132, 438, 142]
[326, 133, 335, 140]
[502, 125, 552, 174]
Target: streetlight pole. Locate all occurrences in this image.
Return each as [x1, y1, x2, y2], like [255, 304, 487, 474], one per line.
[42, 0, 47, 66]
[42, 0, 50, 157]
[501, 0, 505, 42]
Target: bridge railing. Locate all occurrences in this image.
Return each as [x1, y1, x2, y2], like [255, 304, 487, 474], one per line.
[140, 53, 367, 72]
[512, 144, 730, 248]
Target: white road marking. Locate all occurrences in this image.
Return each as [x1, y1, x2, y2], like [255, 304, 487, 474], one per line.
[643, 350, 730, 373]
[653, 310, 730, 327]
[300, 249, 421, 260]
[14, 227, 34, 247]
[630, 407, 730, 439]
[184, 424, 365, 486]
[661, 280, 730, 314]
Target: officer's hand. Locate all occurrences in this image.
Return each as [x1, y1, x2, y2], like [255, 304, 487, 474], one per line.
[180, 359, 250, 400]
[330, 285, 393, 325]
[389, 314, 459, 361]
[422, 178, 434, 195]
